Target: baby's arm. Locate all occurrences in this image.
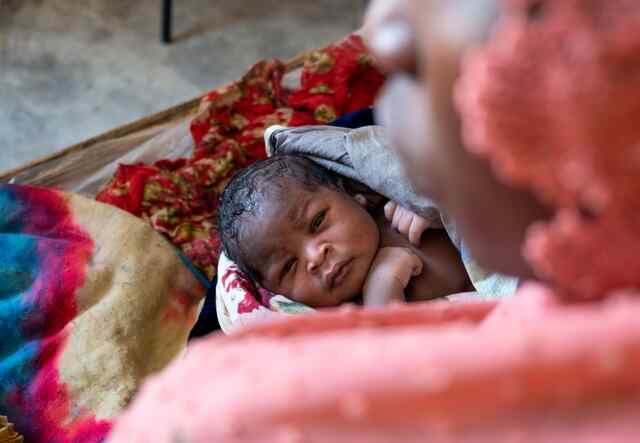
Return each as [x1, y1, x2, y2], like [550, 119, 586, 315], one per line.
[362, 247, 423, 307]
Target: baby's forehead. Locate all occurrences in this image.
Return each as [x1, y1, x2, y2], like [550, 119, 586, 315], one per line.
[257, 181, 314, 218]
[241, 184, 312, 243]
[238, 190, 305, 276]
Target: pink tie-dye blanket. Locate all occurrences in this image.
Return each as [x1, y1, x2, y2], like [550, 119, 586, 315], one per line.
[0, 184, 205, 442]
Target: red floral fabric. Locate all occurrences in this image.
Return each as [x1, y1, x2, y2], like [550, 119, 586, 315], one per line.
[96, 35, 385, 280]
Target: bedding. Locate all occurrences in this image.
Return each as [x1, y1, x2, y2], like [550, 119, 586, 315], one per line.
[0, 184, 205, 442]
[0, 36, 385, 439]
[96, 35, 385, 282]
[109, 287, 640, 443]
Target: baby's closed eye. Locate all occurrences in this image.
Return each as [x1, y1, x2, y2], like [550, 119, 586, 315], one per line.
[281, 258, 297, 280]
[311, 210, 327, 232]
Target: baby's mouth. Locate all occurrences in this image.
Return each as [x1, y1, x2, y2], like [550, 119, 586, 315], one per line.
[327, 259, 352, 290]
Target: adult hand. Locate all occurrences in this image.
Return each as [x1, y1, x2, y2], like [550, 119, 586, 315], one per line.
[363, 0, 498, 202]
[362, 0, 550, 279]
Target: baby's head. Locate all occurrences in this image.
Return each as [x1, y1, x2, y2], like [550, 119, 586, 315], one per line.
[219, 155, 380, 307]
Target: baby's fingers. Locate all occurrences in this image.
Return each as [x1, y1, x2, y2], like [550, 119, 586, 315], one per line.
[408, 216, 430, 245]
[396, 208, 413, 236]
[384, 200, 398, 221]
[391, 205, 404, 230]
[409, 250, 424, 276]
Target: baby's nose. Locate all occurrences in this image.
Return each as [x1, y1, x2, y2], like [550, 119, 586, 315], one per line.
[306, 243, 328, 274]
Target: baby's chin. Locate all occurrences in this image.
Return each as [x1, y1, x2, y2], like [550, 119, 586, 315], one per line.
[330, 290, 362, 307]
[335, 258, 373, 305]
[304, 286, 362, 309]
[337, 293, 364, 307]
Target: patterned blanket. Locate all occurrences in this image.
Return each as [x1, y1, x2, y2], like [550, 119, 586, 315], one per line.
[0, 185, 205, 442]
[0, 36, 384, 440]
[96, 35, 385, 282]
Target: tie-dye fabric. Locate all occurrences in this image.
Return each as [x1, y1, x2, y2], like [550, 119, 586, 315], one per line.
[0, 184, 205, 442]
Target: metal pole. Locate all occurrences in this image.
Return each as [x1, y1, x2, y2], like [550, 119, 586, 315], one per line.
[162, 0, 173, 44]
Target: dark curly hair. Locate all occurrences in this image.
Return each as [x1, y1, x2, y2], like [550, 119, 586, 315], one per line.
[218, 155, 341, 284]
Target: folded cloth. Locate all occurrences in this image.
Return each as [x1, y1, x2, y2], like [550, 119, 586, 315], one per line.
[265, 124, 442, 225]
[328, 107, 376, 129]
[0, 415, 23, 443]
[0, 184, 205, 443]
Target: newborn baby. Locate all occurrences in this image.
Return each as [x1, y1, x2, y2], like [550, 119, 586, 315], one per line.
[218, 154, 473, 308]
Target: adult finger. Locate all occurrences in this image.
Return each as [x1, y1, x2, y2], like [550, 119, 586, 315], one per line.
[362, 0, 416, 74]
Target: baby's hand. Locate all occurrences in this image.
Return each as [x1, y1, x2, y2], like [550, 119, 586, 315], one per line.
[384, 200, 433, 245]
[363, 246, 423, 306]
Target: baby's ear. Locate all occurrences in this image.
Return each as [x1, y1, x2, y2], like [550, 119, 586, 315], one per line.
[354, 194, 369, 207]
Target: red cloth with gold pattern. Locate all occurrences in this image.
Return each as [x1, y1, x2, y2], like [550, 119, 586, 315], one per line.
[96, 35, 384, 280]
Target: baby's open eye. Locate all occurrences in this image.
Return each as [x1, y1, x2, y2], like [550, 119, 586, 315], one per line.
[311, 210, 326, 232]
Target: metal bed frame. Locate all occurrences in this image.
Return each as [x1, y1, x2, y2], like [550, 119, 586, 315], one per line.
[161, 0, 369, 43]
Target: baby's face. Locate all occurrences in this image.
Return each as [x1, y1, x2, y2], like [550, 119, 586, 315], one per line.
[246, 184, 380, 307]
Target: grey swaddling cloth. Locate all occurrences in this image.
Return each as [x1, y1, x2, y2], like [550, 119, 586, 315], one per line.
[265, 125, 442, 226]
[265, 124, 518, 298]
